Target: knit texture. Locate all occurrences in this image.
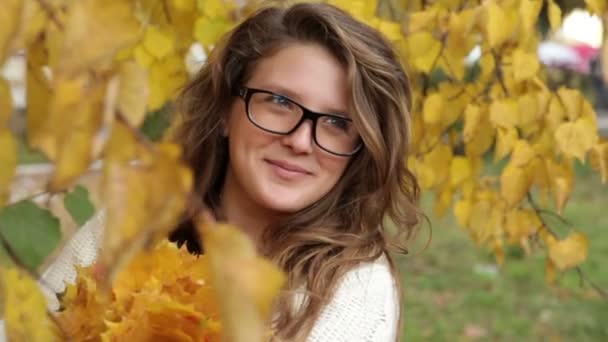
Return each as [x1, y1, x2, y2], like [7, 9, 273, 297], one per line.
[33, 211, 399, 341]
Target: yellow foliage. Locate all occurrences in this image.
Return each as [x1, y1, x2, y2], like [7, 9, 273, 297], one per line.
[56, 241, 222, 341]
[1, 267, 59, 341]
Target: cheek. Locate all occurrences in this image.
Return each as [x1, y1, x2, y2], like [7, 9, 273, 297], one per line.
[317, 154, 350, 185]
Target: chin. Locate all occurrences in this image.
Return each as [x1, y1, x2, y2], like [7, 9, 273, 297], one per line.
[258, 190, 311, 214]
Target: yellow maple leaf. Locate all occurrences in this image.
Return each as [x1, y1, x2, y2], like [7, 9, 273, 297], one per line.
[1, 268, 60, 341]
[0, 129, 18, 206]
[548, 232, 589, 270]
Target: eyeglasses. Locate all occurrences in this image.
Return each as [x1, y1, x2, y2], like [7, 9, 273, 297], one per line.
[237, 87, 362, 156]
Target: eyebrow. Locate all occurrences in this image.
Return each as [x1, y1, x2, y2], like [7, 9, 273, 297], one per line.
[261, 84, 351, 118]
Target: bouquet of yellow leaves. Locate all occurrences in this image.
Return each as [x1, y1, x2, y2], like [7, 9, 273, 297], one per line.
[53, 225, 286, 342]
[56, 241, 221, 341]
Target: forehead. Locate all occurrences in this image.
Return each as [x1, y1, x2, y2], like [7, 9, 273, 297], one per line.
[246, 43, 350, 115]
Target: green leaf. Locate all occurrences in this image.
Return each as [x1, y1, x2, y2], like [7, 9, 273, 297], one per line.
[141, 107, 171, 141]
[0, 200, 61, 270]
[63, 185, 96, 226]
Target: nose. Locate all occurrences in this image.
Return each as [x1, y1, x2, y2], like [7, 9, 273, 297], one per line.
[281, 119, 314, 154]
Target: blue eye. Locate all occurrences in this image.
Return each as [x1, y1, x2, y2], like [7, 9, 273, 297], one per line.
[267, 94, 291, 108]
[326, 116, 349, 131]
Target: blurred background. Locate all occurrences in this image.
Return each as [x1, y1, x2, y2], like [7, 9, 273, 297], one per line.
[2, 2, 607, 342]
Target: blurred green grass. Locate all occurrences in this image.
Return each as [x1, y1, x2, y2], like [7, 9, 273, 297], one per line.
[399, 163, 608, 341]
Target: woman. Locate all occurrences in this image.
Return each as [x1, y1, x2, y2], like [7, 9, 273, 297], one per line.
[42, 2, 421, 341]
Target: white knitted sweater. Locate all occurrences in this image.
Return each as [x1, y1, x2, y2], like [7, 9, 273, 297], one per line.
[3, 211, 400, 342]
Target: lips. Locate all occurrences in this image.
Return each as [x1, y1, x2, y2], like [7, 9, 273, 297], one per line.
[264, 159, 312, 176]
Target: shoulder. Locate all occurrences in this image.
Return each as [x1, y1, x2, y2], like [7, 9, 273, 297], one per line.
[307, 255, 400, 342]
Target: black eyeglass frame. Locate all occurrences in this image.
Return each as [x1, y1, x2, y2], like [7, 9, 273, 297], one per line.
[237, 86, 363, 157]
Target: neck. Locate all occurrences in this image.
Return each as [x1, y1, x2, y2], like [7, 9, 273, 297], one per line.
[219, 167, 280, 250]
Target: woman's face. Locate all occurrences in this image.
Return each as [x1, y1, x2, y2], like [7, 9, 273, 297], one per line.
[225, 43, 352, 213]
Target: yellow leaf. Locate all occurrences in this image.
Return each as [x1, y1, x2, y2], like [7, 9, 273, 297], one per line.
[424, 143, 452, 186]
[547, 0, 562, 32]
[194, 16, 232, 46]
[46, 75, 106, 190]
[0, 0, 23, 63]
[118, 61, 149, 127]
[557, 87, 583, 121]
[133, 45, 155, 68]
[2, 268, 60, 341]
[406, 9, 438, 33]
[589, 142, 608, 183]
[585, 0, 606, 15]
[485, 1, 513, 47]
[143, 27, 175, 60]
[519, 0, 543, 37]
[406, 32, 442, 73]
[450, 156, 472, 186]
[0, 129, 17, 206]
[517, 93, 539, 129]
[512, 48, 539, 81]
[0, 77, 12, 126]
[58, 0, 142, 75]
[454, 199, 472, 227]
[554, 118, 598, 162]
[548, 232, 589, 270]
[100, 126, 192, 281]
[546, 95, 566, 129]
[423, 93, 443, 124]
[545, 159, 574, 214]
[511, 140, 536, 167]
[493, 238, 505, 267]
[500, 163, 532, 207]
[375, 19, 402, 41]
[465, 119, 494, 157]
[505, 209, 541, 245]
[490, 98, 519, 128]
[25, 42, 52, 150]
[463, 104, 482, 142]
[434, 186, 453, 217]
[201, 223, 286, 342]
[495, 127, 518, 161]
[545, 258, 556, 284]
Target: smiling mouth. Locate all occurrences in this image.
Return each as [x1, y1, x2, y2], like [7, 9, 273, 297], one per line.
[264, 159, 312, 178]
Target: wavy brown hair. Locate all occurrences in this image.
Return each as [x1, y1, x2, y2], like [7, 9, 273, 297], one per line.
[169, 2, 421, 341]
